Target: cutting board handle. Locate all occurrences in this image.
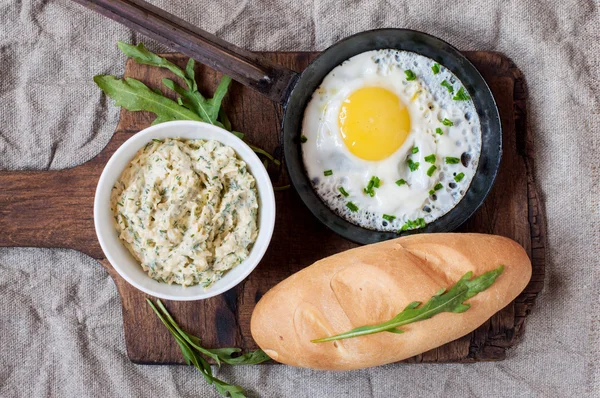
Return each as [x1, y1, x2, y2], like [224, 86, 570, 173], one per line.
[71, 0, 299, 105]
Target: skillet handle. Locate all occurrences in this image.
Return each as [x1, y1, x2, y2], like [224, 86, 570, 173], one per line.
[71, 0, 298, 105]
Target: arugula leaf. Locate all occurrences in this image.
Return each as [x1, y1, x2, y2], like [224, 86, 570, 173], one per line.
[219, 108, 233, 131]
[207, 347, 271, 365]
[102, 41, 280, 168]
[117, 41, 194, 89]
[147, 298, 270, 397]
[161, 78, 222, 127]
[206, 76, 232, 122]
[312, 266, 504, 343]
[185, 58, 198, 92]
[94, 75, 203, 124]
[249, 144, 281, 166]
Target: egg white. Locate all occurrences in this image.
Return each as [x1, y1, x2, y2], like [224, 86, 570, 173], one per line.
[301, 49, 482, 232]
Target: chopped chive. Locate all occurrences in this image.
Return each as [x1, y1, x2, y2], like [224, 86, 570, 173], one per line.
[159, 230, 166, 233]
[424, 154, 436, 164]
[435, 128, 444, 135]
[324, 170, 333, 176]
[338, 186, 349, 197]
[427, 165, 437, 177]
[442, 118, 454, 126]
[395, 179, 407, 186]
[152, 138, 162, 143]
[432, 63, 440, 74]
[441, 80, 454, 93]
[300, 135, 308, 143]
[412, 147, 419, 154]
[404, 70, 417, 81]
[434, 182, 444, 190]
[428, 189, 435, 196]
[445, 157, 460, 164]
[453, 87, 470, 101]
[399, 218, 426, 232]
[455, 172, 465, 182]
[364, 176, 381, 197]
[346, 202, 359, 212]
[116, 201, 123, 207]
[407, 159, 420, 172]
[383, 214, 396, 222]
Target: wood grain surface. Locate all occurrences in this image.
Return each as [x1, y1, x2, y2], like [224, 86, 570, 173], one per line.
[0, 51, 545, 364]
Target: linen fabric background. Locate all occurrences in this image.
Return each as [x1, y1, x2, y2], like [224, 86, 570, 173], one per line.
[1, 0, 599, 396]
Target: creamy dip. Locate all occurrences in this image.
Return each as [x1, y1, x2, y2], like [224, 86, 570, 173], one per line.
[110, 138, 259, 287]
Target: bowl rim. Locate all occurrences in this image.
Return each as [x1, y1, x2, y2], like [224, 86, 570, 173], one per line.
[282, 28, 502, 244]
[94, 120, 276, 301]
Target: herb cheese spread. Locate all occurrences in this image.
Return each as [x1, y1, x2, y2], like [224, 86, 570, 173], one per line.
[110, 138, 259, 287]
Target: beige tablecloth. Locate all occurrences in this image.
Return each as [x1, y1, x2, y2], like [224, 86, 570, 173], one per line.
[1, 0, 599, 396]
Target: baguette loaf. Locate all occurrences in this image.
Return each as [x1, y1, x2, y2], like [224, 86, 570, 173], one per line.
[250, 233, 532, 370]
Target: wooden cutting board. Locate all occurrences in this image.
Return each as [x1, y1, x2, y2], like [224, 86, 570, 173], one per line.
[0, 51, 545, 364]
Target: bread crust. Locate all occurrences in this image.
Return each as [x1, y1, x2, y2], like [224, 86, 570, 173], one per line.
[250, 233, 532, 370]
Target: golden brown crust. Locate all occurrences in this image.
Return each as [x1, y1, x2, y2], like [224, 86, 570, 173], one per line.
[250, 233, 532, 370]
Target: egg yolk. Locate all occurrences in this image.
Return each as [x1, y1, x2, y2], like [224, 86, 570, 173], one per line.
[338, 87, 411, 161]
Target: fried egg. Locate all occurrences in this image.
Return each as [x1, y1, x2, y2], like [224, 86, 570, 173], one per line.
[301, 49, 482, 232]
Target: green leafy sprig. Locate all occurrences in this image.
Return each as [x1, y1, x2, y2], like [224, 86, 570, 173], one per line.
[312, 265, 504, 343]
[147, 298, 270, 397]
[95, 42, 281, 167]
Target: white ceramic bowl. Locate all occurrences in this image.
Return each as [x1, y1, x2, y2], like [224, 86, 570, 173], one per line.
[94, 120, 276, 301]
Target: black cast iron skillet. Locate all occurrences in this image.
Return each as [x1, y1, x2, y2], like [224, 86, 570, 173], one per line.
[73, 0, 502, 245]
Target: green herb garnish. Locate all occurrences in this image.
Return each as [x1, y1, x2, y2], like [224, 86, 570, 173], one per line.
[399, 217, 426, 232]
[412, 147, 419, 154]
[364, 176, 381, 197]
[147, 299, 270, 397]
[435, 128, 444, 135]
[338, 186, 349, 197]
[404, 70, 417, 81]
[441, 80, 454, 93]
[346, 202, 359, 212]
[152, 138, 163, 143]
[407, 159, 420, 172]
[426, 165, 437, 177]
[324, 170, 333, 176]
[395, 179, 407, 186]
[445, 157, 460, 164]
[434, 182, 444, 191]
[312, 266, 504, 343]
[300, 135, 308, 143]
[382, 214, 396, 222]
[431, 63, 440, 74]
[424, 154, 436, 164]
[455, 172, 465, 182]
[442, 118, 454, 126]
[95, 41, 279, 168]
[453, 87, 470, 101]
